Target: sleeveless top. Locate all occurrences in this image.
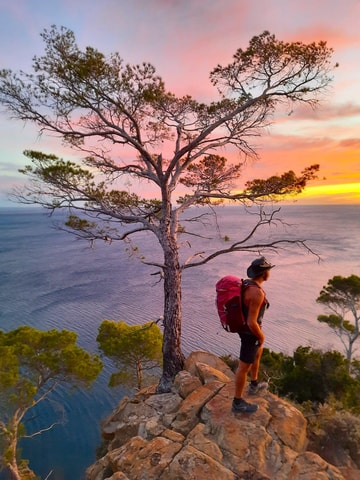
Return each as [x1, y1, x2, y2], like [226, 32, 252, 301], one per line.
[242, 279, 270, 327]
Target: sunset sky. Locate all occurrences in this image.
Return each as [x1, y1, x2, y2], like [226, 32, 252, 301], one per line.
[0, 0, 359, 206]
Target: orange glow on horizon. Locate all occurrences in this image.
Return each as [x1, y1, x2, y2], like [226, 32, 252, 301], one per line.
[293, 183, 360, 205]
[1, 2, 360, 210]
[231, 183, 360, 206]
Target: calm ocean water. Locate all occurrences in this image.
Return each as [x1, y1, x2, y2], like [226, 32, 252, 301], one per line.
[0, 204, 359, 479]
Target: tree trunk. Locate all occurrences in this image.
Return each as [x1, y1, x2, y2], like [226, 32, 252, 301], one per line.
[5, 412, 36, 480]
[6, 465, 21, 480]
[346, 336, 355, 373]
[157, 231, 185, 393]
[136, 359, 143, 390]
[6, 434, 21, 480]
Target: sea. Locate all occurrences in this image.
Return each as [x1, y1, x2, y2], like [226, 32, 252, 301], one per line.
[0, 204, 359, 479]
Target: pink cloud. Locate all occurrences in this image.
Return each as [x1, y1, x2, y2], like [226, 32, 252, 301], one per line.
[257, 133, 335, 152]
[2, 0, 360, 207]
[289, 103, 360, 121]
[338, 138, 360, 148]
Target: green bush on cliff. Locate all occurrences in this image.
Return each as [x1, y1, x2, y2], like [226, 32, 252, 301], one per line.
[221, 346, 360, 412]
[302, 399, 360, 469]
[260, 346, 360, 413]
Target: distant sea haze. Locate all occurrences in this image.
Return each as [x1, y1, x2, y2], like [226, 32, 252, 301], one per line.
[0, 204, 359, 479]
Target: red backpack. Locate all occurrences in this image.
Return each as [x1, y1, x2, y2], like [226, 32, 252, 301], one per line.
[215, 275, 247, 332]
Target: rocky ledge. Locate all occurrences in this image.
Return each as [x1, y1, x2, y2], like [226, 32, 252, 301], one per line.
[86, 351, 347, 480]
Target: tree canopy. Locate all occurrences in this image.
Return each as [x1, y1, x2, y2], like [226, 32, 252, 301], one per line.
[317, 275, 360, 369]
[0, 26, 336, 391]
[0, 326, 102, 480]
[97, 320, 163, 390]
[260, 346, 360, 412]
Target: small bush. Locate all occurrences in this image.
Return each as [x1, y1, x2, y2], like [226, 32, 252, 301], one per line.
[220, 354, 238, 372]
[306, 401, 360, 468]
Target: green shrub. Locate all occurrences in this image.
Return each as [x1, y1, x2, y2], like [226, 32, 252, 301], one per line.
[219, 354, 238, 373]
[306, 403, 360, 468]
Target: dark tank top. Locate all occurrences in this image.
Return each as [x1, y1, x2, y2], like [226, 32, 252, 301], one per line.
[242, 279, 269, 326]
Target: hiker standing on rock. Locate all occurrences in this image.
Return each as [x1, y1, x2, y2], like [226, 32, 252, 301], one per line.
[232, 257, 274, 414]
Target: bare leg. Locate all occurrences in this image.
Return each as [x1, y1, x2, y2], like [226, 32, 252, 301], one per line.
[234, 360, 252, 398]
[250, 345, 263, 382]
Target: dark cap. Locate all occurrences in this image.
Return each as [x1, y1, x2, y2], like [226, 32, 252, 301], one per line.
[247, 257, 275, 278]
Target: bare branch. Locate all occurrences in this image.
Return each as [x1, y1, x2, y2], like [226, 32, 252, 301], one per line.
[183, 238, 320, 269]
[23, 419, 63, 439]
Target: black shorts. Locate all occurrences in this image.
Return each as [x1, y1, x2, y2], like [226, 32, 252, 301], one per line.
[239, 332, 260, 364]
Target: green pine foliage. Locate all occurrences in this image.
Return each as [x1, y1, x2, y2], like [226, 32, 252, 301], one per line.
[0, 326, 102, 479]
[316, 274, 360, 369]
[260, 346, 360, 413]
[97, 320, 163, 390]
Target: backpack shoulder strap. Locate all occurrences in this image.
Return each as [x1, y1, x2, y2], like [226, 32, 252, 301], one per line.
[242, 279, 260, 289]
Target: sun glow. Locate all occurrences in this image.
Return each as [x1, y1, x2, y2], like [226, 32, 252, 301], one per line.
[297, 183, 360, 204]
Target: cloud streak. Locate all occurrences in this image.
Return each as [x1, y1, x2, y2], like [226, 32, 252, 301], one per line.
[0, 0, 359, 205]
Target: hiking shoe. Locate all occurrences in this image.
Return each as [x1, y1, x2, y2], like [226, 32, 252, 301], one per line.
[232, 399, 258, 414]
[248, 382, 268, 396]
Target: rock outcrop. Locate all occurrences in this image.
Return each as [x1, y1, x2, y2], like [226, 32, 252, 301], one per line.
[86, 351, 345, 480]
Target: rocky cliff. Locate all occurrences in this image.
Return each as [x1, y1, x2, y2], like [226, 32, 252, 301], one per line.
[86, 351, 347, 480]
